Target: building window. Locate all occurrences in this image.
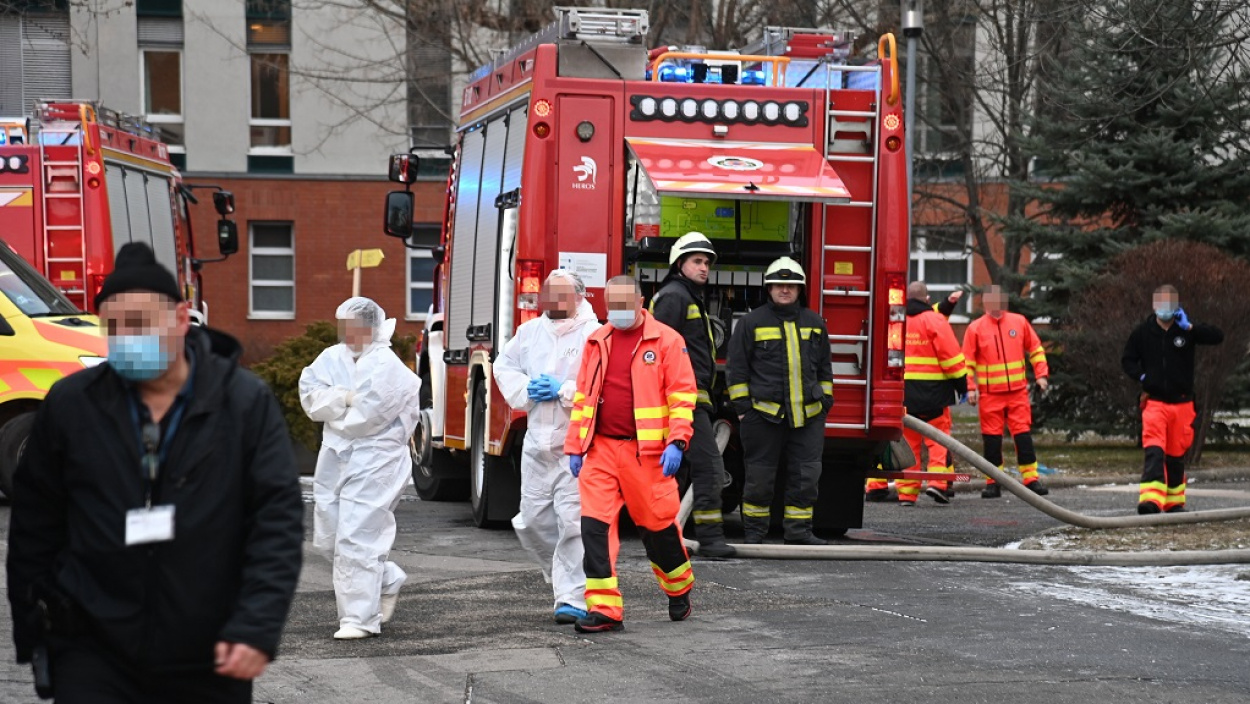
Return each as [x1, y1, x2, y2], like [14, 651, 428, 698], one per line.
[912, 17, 976, 180]
[249, 222, 295, 318]
[407, 248, 436, 320]
[247, 0, 291, 168]
[909, 227, 971, 319]
[141, 49, 183, 149]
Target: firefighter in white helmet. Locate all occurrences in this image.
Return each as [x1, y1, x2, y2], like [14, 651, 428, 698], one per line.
[726, 257, 833, 545]
[648, 232, 735, 558]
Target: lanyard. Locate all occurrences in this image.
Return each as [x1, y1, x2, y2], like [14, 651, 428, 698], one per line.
[128, 395, 188, 506]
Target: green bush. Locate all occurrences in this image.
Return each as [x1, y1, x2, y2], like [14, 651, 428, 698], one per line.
[251, 321, 418, 451]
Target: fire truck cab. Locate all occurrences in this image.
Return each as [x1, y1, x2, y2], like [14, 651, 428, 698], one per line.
[385, 8, 909, 533]
[0, 101, 239, 319]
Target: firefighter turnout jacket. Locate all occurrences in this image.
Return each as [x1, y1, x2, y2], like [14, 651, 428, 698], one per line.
[564, 310, 697, 457]
[1121, 314, 1224, 403]
[963, 311, 1048, 394]
[650, 275, 717, 410]
[903, 298, 967, 420]
[726, 301, 833, 428]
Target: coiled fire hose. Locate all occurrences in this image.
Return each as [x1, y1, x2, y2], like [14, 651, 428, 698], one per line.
[678, 415, 1250, 565]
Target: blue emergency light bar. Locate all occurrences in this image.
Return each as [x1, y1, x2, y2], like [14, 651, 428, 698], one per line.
[647, 62, 768, 86]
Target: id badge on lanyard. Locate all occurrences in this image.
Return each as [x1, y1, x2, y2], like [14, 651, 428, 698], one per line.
[125, 401, 182, 546]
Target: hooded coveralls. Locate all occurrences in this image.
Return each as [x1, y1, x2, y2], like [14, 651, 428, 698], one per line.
[494, 299, 600, 610]
[299, 299, 421, 634]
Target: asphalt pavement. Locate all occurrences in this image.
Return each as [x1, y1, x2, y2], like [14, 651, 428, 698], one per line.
[2, 477, 1249, 703]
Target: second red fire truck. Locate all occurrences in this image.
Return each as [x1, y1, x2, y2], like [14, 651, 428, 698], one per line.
[385, 8, 910, 533]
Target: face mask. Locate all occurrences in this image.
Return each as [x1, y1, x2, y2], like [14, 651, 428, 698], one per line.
[108, 335, 172, 382]
[607, 309, 637, 329]
[1155, 307, 1175, 322]
[546, 309, 570, 320]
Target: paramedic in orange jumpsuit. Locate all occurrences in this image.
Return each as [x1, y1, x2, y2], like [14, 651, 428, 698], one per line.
[963, 286, 1050, 498]
[564, 276, 697, 633]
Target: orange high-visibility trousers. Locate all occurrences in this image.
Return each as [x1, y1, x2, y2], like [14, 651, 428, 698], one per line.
[579, 437, 694, 622]
[1139, 399, 1195, 511]
[897, 409, 953, 502]
[977, 388, 1032, 436]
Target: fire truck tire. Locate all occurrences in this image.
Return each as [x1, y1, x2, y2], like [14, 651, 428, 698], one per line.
[411, 422, 469, 502]
[469, 383, 519, 528]
[0, 411, 36, 499]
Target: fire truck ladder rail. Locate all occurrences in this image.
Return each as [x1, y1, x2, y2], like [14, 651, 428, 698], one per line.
[38, 124, 88, 308]
[820, 57, 884, 433]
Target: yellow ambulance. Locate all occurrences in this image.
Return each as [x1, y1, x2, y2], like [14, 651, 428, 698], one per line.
[0, 238, 106, 497]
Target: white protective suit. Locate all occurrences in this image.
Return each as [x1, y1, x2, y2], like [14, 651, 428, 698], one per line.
[493, 295, 600, 610]
[299, 297, 421, 633]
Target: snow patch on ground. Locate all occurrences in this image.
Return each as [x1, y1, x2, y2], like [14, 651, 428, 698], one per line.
[1014, 565, 1250, 638]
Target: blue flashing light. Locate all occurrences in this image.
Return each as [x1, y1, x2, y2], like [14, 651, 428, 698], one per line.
[741, 69, 767, 86]
[658, 65, 692, 83]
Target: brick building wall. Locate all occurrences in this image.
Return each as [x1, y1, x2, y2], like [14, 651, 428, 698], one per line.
[187, 176, 445, 364]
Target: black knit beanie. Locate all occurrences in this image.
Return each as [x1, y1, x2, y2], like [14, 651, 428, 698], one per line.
[94, 242, 183, 309]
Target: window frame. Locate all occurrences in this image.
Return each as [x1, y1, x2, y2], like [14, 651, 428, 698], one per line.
[910, 227, 973, 322]
[247, 50, 292, 155]
[406, 245, 436, 321]
[248, 221, 296, 319]
[139, 47, 185, 152]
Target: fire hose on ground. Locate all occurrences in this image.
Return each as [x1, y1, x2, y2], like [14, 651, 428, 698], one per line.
[677, 415, 1250, 566]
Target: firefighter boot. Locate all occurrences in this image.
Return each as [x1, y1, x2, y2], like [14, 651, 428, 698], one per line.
[981, 482, 1002, 499]
[669, 593, 692, 622]
[865, 488, 891, 502]
[1025, 479, 1050, 496]
[694, 522, 737, 559]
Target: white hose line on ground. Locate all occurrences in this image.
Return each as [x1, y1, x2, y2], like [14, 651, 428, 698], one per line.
[677, 415, 1250, 565]
[902, 414, 1250, 528]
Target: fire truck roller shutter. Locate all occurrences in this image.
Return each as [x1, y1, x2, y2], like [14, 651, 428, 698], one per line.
[104, 163, 132, 251]
[142, 172, 179, 274]
[468, 113, 508, 334]
[123, 168, 154, 254]
[624, 138, 852, 204]
[446, 125, 486, 352]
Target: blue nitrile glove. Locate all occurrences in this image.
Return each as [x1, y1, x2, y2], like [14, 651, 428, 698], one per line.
[527, 375, 559, 402]
[569, 454, 583, 478]
[1175, 307, 1192, 331]
[537, 374, 561, 401]
[660, 444, 684, 477]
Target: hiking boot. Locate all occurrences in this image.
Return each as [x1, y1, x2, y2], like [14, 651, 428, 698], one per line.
[925, 486, 951, 505]
[981, 483, 1002, 499]
[784, 535, 828, 546]
[554, 603, 588, 625]
[574, 612, 624, 633]
[668, 594, 692, 622]
[865, 488, 891, 502]
[1137, 502, 1162, 515]
[1025, 480, 1050, 496]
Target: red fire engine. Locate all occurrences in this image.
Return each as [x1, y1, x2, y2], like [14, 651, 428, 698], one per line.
[0, 101, 238, 317]
[384, 8, 910, 532]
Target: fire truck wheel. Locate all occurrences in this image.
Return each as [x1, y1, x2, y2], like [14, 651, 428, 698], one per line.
[469, 383, 518, 528]
[411, 416, 469, 502]
[0, 411, 36, 499]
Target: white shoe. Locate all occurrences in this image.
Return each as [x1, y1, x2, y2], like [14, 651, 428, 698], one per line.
[333, 626, 375, 640]
[381, 592, 400, 624]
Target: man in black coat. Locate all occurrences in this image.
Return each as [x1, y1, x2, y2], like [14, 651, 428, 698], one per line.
[7, 242, 305, 703]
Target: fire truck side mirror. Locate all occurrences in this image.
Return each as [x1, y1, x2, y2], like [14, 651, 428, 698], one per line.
[388, 154, 419, 185]
[212, 191, 236, 216]
[217, 219, 239, 256]
[384, 191, 415, 240]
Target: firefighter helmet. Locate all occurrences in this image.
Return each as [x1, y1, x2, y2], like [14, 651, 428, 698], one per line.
[763, 257, 806, 286]
[669, 232, 718, 267]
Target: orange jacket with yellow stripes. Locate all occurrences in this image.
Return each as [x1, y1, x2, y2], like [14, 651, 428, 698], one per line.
[563, 310, 697, 457]
[903, 298, 967, 420]
[962, 311, 1048, 394]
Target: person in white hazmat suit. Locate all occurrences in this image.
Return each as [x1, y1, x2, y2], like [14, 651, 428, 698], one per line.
[493, 270, 600, 624]
[299, 297, 421, 640]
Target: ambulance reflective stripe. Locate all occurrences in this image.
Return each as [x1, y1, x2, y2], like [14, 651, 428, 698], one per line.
[584, 576, 624, 611]
[693, 509, 722, 524]
[754, 327, 782, 341]
[1028, 345, 1047, 366]
[1018, 461, 1040, 484]
[651, 560, 694, 595]
[784, 321, 805, 422]
[939, 353, 966, 370]
[1164, 483, 1187, 510]
[1138, 480, 1167, 508]
[741, 501, 770, 518]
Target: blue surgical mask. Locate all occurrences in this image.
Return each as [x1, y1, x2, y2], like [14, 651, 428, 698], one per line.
[607, 309, 637, 329]
[108, 335, 172, 382]
[1155, 307, 1175, 322]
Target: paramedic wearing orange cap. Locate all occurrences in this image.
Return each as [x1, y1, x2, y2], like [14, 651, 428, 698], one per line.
[1121, 285, 1223, 514]
[963, 286, 1050, 498]
[564, 276, 697, 633]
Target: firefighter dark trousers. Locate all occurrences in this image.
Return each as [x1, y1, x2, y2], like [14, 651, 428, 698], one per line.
[50, 636, 251, 704]
[740, 412, 824, 541]
[1140, 399, 1194, 511]
[579, 437, 694, 622]
[688, 407, 729, 546]
[982, 431, 1040, 486]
